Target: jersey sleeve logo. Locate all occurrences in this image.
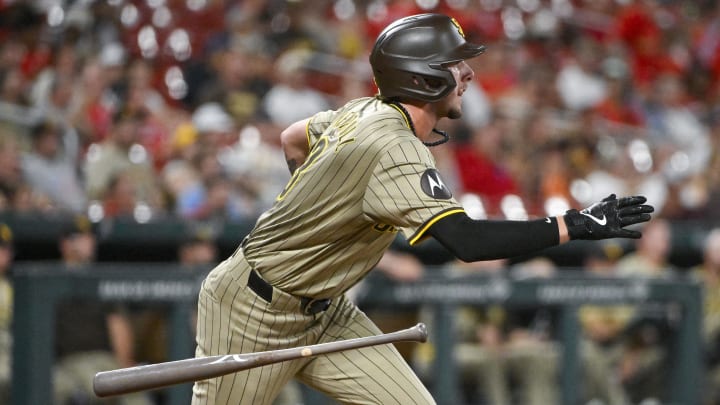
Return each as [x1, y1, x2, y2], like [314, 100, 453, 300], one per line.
[420, 169, 452, 200]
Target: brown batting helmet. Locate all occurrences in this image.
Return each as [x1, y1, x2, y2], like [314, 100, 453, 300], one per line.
[370, 13, 486, 103]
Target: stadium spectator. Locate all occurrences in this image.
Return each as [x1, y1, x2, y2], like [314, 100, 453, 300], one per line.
[0, 131, 30, 211]
[0, 39, 26, 74]
[217, 123, 289, 213]
[29, 42, 79, 110]
[21, 120, 85, 212]
[690, 229, 720, 404]
[177, 148, 249, 221]
[53, 216, 152, 405]
[0, 66, 29, 108]
[161, 158, 201, 217]
[190, 102, 237, 154]
[355, 248, 425, 362]
[261, 48, 332, 127]
[68, 58, 114, 146]
[579, 242, 634, 347]
[536, 139, 577, 211]
[617, 219, 675, 278]
[593, 57, 645, 126]
[494, 257, 560, 405]
[555, 37, 608, 112]
[495, 63, 559, 124]
[444, 258, 561, 405]
[35, 74, 83, 164]
[613, 0, 684, 88]
[98, 42, 128, 106]
[0, 64, 38, 142]
[641, 73, 713, 183]
[467, 43, 517, 103]
[702, 125, 720, 220]
[120, 58, 176, 171]
[84, 108, 162, 211]
[453, 118, 519, 216]
[615, 219, 677, 403]
[100, 170, 139, 219]
[411, 258, 509, 404]
[692, 3, 720, 92]
[186, 37, 271, 125]
[578, 241, 633, 404]
[130, 226, 220, 384]
[0, 0, 714, 225]
[182, 174, 245, 222]
[177, 227, 219, 270]
[0, 223, 13, 404]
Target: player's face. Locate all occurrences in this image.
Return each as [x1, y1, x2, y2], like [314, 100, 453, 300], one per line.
[441, 61, 474, 119]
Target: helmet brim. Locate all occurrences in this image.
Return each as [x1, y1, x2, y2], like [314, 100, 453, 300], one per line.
[444, 42, 486, 63]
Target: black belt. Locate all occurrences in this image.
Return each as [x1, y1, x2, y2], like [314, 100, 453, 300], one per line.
[247, 269, 331, 316]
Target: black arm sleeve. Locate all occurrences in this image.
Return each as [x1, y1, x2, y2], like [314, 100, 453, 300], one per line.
[427, 212, 560, 262]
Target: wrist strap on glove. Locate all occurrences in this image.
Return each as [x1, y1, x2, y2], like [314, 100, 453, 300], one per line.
[564, 209, 595, 240]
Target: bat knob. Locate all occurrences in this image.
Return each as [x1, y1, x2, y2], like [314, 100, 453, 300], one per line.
[416, 323, 428, 343]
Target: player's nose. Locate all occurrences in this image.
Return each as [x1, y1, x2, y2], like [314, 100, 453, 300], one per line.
[459, 60, 474, 83]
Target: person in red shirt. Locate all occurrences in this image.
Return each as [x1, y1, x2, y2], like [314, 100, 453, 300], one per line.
[613, 1, 683, 87]
[594, 63, 645, 126]
[454, 120, 519, 216]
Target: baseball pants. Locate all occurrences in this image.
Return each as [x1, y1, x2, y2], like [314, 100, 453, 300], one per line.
[191, 253, 435, 405]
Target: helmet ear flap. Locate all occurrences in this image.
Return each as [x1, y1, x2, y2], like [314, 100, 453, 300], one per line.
[386, 70, 454, 102]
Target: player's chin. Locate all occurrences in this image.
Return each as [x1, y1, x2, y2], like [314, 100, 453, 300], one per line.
[447, 106, 463, 120]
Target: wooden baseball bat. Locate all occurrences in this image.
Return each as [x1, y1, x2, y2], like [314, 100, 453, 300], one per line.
[94, 322, 428, 397]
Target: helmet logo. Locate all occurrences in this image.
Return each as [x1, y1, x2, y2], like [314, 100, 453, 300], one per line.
[450, 17, 465, 38]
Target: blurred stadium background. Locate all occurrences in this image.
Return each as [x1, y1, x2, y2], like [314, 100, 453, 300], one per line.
[0, 0, 719, 404]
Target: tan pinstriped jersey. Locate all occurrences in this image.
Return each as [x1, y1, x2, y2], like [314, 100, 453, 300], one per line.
[241, 96, 463, 298]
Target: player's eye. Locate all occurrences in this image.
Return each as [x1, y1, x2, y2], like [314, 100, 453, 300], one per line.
[442, 62, 464, 75]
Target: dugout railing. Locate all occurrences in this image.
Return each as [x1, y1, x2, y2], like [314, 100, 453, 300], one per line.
[12, 264, 702, 405]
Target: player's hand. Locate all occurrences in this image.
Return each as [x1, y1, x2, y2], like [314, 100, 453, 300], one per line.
[563, 194, 654, 240]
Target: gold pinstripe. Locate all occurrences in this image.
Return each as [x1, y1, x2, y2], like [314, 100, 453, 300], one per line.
[408, 208, 466, 245]
[304, 117, 313, 149]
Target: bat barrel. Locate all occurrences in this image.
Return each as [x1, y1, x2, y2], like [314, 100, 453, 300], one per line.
[94, 357, 241, 397]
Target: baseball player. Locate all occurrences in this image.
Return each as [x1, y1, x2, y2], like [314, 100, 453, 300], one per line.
[192, 13, 654, 405]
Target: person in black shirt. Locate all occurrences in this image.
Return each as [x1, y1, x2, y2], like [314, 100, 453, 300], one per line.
[52, 216, 151, 405]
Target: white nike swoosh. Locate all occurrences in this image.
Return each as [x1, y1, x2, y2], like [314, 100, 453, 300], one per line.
[545, 217, 552, 223]
[580, 212, 607, 226]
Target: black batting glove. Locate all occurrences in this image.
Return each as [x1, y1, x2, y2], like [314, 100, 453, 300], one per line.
[564, 194, 654, 240]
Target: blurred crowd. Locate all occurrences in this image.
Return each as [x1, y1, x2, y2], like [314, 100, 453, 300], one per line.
[0, 0, 718, 225]
[1, 0, 720, 404]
